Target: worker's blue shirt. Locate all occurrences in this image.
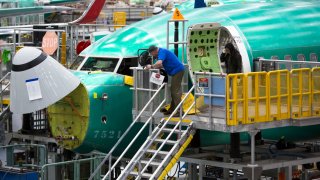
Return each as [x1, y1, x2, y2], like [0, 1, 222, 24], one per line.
[157, 48, 184, 76]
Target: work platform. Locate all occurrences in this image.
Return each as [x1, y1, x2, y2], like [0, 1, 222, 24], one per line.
[134, 112, 320, 133]
[114, 64, 320, 179]
[132, 66, 320, 133]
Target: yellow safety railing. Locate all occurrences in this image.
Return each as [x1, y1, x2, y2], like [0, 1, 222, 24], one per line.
[290, 68, 312, 118]
[246, 72, 268, 124]
[226, 68, 320, 126]
[226, 73, 246, 125]
[312, 67, 320, 116]
[267, 70, 290, 121]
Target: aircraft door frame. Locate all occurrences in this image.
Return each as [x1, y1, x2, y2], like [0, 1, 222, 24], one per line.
[223, 26, 251, 73]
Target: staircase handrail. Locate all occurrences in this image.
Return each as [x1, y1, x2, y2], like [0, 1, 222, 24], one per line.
[0, 72, 11, 84]
[101, 83, 167, 180]
[259, 58, 320, 66]
[120, 85, 195, 179]
[0, 72, 11, 112]
[140, 85, 196, 178]
[151, 122, 193, 179]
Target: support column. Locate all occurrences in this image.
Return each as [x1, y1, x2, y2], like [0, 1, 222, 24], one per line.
[6, 146, 13, 166]
[174, 21, 179, 57]
[92, 157, 101, 180]
[249, 131, 257, 166]
[230, 133, 240, 158]
[188, 163, 198, 180]
[74, 160, 80, 180]
[223, 156, 229, 179]
[233, 169, 237, 180]
[248, 130, 260, 180]
[39, 146, 46, 166]
[288, 166, 292, 180]
[199, 164, 205, 180]
[243, 130, 262, 180]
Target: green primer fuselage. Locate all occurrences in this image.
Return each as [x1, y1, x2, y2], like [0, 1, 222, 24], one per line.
[48, 71, 146, 154]
[82, 1, 320, 62]
[72, 71, 137, 154]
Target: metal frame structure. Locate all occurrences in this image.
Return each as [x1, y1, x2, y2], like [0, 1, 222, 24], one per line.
[180, 151, 320, 180]
[41, 155, 105, 180]
[99, 6, 154, 24]
[118, 84, 195, 179]
[255, 58, 320, 72]
[0, 144, 47, 168]
[0, 23, 124, 69]
[166, 19, 188, 64]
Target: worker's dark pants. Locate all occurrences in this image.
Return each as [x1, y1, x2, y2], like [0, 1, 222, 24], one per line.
[168, 70, 184, 113]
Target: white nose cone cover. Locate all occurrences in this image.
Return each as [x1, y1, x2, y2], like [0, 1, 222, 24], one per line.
[10, 47, 80, 114]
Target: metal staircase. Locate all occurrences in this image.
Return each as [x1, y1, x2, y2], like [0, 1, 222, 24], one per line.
[0, 72, 11, 144]
[118, 117, 195, 180]
[105, 85, 195, 180]
[90, 16, 193, 180]
[0, 72, 11, 118]
[89, 74, 197, 180]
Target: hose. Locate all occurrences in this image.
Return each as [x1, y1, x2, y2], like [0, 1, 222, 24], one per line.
[268, 143, 306, 158]
[167, 161, 180, 178]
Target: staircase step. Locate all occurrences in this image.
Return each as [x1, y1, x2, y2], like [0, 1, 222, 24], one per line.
[146, 149, 169, 156]
[2, 99, 9, 105]
[140, 160, 161, 166]
[154, 139, 177, 145]
[162, 128, 185, 134]
[164, 117, 192, 124]
[129, 171, 152, 178]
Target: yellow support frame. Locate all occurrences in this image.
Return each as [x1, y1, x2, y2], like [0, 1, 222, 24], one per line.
[246, 72, 268, 124]
[290, 68, 312, 118]
[267, 70, 290, 121]
[61, 32, 67, 66]
[226, 73, 246, 125]
[312, 67, 320, 116]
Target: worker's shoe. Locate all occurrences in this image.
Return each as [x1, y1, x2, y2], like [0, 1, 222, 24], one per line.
[163, 110, 173, 115]
[165, 111, 181, 117]
[172, 112, 181, 117]
[160, 107, 168, 113]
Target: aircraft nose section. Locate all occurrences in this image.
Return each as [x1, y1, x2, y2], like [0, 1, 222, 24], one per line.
[10, 47, 80, 114]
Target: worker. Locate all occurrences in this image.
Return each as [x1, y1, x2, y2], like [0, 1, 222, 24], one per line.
[221, 42, 242, 159]
[145, 45, 185, 117]
[220, 42, 242, 74]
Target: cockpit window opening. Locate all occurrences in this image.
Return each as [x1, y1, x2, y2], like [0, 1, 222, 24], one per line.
[70, 56, 86, 70]
[297, 54, 305, 61]
[80, 57, 119, 72]
[284, 55, 292, 60]
[117, 57, 139, 76]
[310, 53, 318, 62]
